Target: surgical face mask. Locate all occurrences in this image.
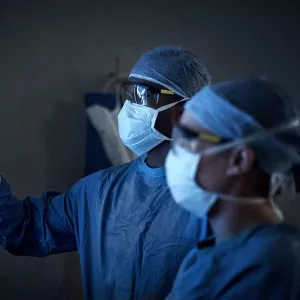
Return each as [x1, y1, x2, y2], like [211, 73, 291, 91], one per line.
[118, 99, 187, 156]
[166, 145, 218, 218]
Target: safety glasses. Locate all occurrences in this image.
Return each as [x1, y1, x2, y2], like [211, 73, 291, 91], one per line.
[172, 116, 300, 157]
[171, 123, 231, 153]
[121, 82, 177, 108]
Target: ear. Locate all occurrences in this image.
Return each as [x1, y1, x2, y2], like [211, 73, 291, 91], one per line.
[226, 146, 255, 176]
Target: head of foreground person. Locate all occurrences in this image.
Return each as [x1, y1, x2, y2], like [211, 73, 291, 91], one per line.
[166, 77, 300, 243]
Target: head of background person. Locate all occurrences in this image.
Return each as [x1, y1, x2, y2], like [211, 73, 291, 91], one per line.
[165, 77, 300, 240]
[118, 45, 211, 166]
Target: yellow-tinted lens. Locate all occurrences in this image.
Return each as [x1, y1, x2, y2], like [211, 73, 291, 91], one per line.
[160, 89, 175, 95]
[198, 133, 221, 143]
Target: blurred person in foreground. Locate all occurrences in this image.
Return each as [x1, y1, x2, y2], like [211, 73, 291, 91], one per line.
[0, 46, 212, 299]
[165, 77, 300, 299]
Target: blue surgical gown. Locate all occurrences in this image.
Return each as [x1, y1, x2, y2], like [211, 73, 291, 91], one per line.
[0, 156, 210, 300]
[167, 223, 300, 300]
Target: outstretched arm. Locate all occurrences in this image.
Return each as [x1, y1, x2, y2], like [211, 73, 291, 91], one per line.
[0, 176, 78, 256]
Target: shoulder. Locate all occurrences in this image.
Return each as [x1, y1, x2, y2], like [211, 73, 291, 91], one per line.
[169, 225, 300, 299]
[70, 159, 139, 193]
[246, 225, 300, 268]
[224, 224, 300, 296]
[217, 226, 300, 298]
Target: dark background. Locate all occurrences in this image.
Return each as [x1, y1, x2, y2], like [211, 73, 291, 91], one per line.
[0, 0, 299, 299]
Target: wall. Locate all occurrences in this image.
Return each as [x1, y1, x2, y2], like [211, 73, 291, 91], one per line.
[0, 0, 299, 299]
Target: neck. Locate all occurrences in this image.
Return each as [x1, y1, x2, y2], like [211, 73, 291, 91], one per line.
[146, 141, 171, 168]
[209, 200, 281, 244]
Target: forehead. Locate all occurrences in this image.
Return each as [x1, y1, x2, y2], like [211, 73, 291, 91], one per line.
[180, 110, 212, 134]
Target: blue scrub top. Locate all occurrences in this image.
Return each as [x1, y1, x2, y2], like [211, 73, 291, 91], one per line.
[166, 223, 300, 300]
[0, 156, 211, 300]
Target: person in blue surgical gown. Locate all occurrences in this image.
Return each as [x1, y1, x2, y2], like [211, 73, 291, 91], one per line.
[165, 77, 300, 299]
[0, 45, 212, 300]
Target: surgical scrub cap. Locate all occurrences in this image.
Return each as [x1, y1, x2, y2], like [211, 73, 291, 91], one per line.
[185, 77, 300, 174]
[129, 45, 211, 98]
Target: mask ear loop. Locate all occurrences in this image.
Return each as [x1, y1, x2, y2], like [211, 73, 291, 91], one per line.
[157, 98, 189, 112]
[151, 98, 189, 134]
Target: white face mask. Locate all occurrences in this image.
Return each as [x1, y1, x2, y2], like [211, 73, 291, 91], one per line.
[118, 99, 187, 156]
[166, 145, 218, 218]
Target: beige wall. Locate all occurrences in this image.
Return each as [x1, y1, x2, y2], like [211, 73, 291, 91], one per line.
[0, 0, 299, 299]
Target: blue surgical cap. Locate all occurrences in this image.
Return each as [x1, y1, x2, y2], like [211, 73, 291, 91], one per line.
[129, 45, 211, 98]
[185, 77, 300, 174]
